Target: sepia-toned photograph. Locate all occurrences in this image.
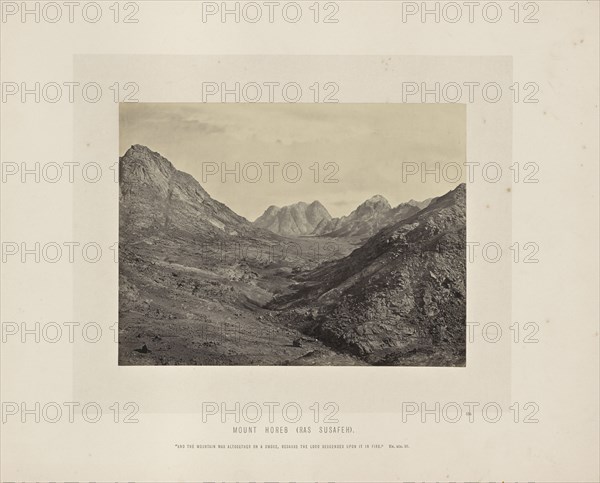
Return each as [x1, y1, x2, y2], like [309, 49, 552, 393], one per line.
[118, 103, 466, 366]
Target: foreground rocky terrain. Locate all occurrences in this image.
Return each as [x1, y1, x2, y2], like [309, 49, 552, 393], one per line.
[119, 145, 465, 366]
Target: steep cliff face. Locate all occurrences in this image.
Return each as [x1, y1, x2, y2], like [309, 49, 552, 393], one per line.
[254, 200, 332, 236]
[272, 184, 466, 366]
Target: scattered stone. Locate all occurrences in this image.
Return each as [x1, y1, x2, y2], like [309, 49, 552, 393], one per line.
[293, 338, 303, 348]
[135, 344, 150, 354]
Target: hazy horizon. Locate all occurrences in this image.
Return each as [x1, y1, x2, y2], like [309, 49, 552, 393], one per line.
[120, 103, 466, 219]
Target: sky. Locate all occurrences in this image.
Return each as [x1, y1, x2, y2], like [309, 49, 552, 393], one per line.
[120, 103, 466, 220]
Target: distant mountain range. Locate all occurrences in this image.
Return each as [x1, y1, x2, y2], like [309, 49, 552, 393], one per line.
[254, 194, 432, 240]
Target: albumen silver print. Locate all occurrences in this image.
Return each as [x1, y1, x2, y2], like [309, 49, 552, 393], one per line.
[118, 103, 466, 366]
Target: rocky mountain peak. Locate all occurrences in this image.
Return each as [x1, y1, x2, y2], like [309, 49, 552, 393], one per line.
[119, 145, 248, 238]
[352, 194, 391, 217]
[254, 199, 332, 236]
[123, 144, 174, 168]
[364, 194, 390, 207]
[263, 205, 281, 215]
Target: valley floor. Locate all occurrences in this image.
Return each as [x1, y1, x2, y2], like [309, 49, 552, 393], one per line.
[119, 235, 367, 366]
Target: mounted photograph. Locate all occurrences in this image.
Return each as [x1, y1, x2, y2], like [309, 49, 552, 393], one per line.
[118, 103, 466, 366]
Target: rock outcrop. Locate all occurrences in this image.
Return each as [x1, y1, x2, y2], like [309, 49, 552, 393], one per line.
[254, 200, 332, 236]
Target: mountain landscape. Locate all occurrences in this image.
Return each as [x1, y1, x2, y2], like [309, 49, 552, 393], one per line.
[119, 145, 466, 366]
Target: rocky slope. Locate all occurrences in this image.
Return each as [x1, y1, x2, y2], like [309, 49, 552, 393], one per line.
[254, 200, 332, 236]
[119, 144, 260, 241]
[272, 184, 466, 366]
